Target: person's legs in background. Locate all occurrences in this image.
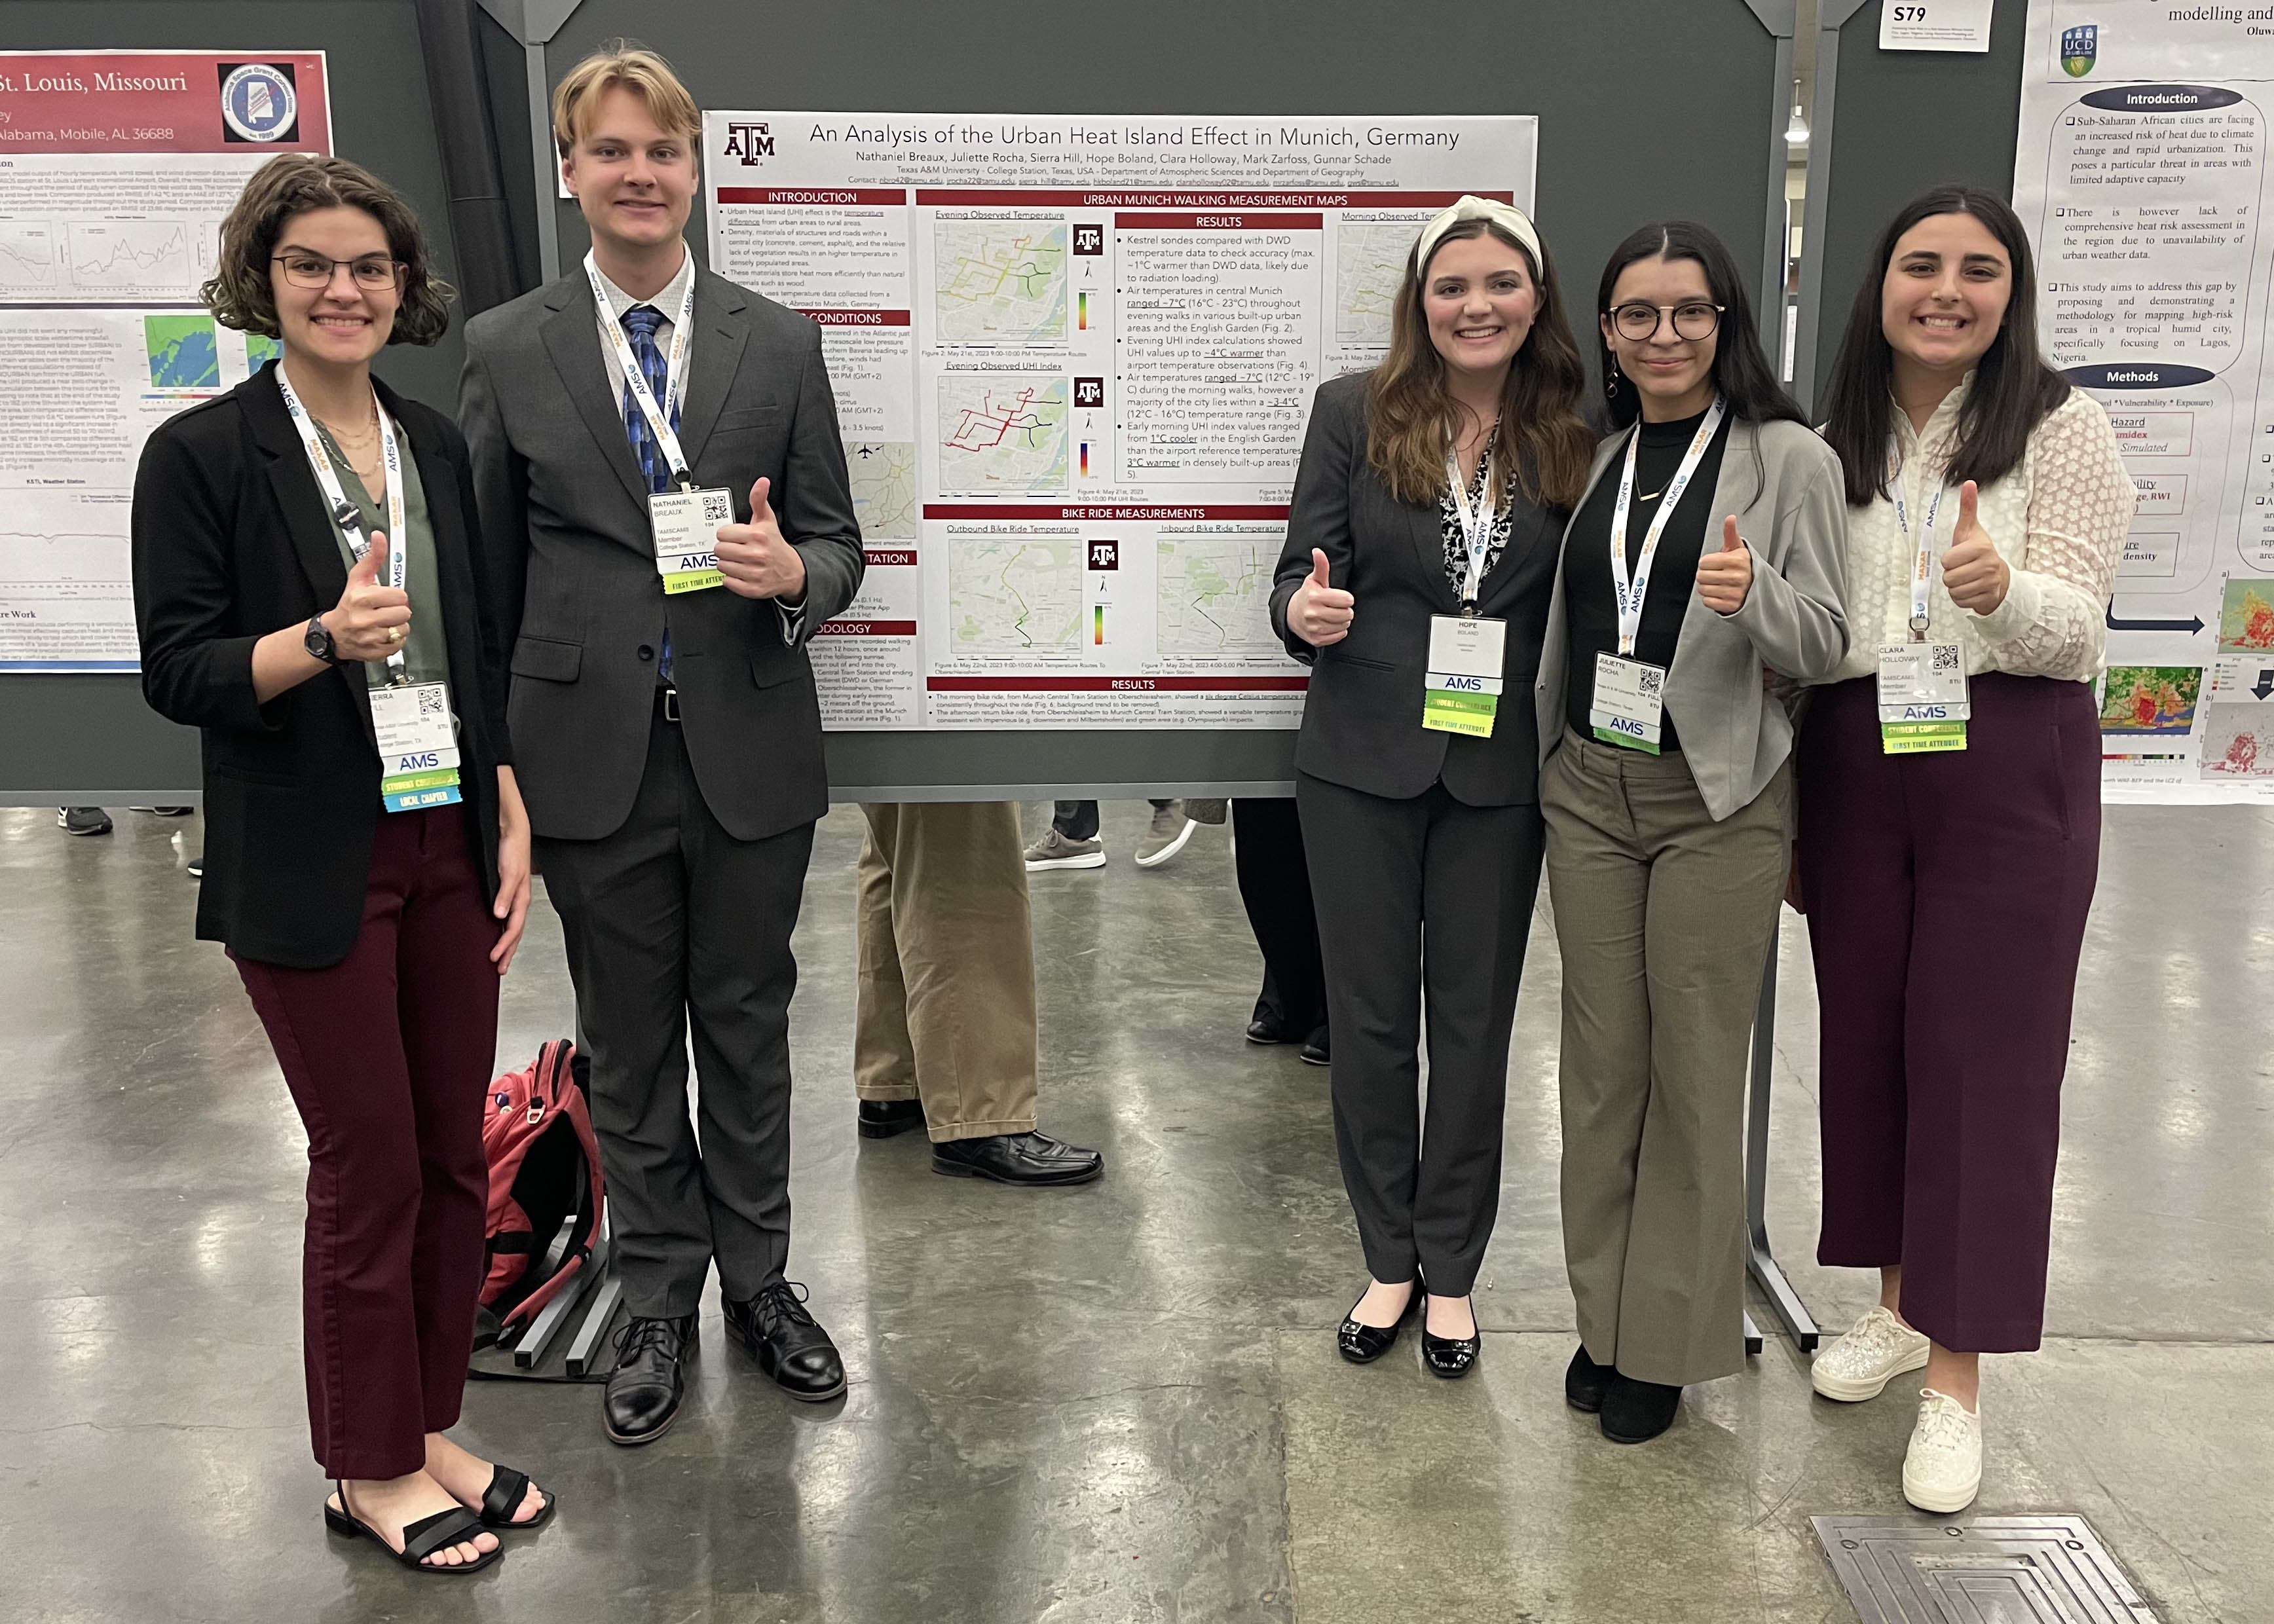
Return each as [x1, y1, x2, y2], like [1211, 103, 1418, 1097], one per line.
[1025, 800, 1105, 871]
[1233, 796, 1328, 1062]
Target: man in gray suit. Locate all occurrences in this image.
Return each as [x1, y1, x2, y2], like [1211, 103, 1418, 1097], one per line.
[460, 43, 862, 1444]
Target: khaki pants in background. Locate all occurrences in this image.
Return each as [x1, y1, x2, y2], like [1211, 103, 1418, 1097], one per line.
[855, 803, 1040, 1143]
[1541, 731, 1791, 1388]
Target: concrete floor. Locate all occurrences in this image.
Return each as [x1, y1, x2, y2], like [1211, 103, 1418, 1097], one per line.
[1, 797, 2268, 1623]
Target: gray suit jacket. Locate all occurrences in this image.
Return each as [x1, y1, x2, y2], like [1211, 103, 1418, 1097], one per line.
[460, 263, 863, 843]
[1535, 416, 1850, 821]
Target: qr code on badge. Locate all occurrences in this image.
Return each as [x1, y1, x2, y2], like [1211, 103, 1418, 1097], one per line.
[1931, 644, 1960, 674]
[419, 687, 445, 716]
[703, 490, 734, 522]
[1637, 667, 1664, 699]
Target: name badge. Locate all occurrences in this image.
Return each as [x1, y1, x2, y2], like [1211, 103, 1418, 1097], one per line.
[1422, 614, 1505, 737]
[650, 487, 734, 596]
[1876, 641, 1969, 754]
[371, 680, 464, 811]
[1590, 652, 1666, 754]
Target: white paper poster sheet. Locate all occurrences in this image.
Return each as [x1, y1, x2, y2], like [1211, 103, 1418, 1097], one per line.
[703, 111, 1536, 730]
[2014, 5, 2274, 802]
[0, 52, 332, 671]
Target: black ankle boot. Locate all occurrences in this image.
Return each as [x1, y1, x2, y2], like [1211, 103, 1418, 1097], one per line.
[1600, 1373, 1682, 1443]
[1564, 1344, 1616, 1413]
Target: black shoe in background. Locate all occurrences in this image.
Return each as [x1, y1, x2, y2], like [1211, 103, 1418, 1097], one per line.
[602, 1314, 696, 1446]
[1246, 1014, 1295, 1044]
[723, 1282, 847, 1401]
[1600, 1373, 1683, 1443]
[857, 1098, 926, 1139]
[1565, 1344, 1616, 1413]
[131, 806, 194, 817]
[1299, 1025, 1331, 1067]
[185, 855, 204, 880]
[58, 807, 111, 836]
[932, 1131, 1104, 1187]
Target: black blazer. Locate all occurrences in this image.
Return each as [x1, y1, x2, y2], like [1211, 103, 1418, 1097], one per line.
[1269, 371, 1565, 805]
[132, 364, 509, 970]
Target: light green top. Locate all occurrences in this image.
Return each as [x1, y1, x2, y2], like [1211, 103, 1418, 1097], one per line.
[313, 420, 450, 699]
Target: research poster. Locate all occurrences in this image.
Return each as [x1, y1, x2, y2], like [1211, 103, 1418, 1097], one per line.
[702, 112, 1536, 729]
[0, 51, 330, 671]
[2014, 5, 2274, 802]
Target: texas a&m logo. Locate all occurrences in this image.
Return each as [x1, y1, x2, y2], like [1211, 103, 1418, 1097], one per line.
[723, 121, 775, 163]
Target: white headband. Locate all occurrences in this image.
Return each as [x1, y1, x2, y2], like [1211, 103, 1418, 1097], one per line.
[1413, 194, 1544, 275]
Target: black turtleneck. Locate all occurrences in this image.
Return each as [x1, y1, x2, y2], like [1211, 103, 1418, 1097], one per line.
[1561, 405, 1734, 753]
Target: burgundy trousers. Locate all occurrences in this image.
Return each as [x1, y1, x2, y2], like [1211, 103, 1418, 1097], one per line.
[233, 807, 499, 1479]
[1796, 673, 2100, 1353]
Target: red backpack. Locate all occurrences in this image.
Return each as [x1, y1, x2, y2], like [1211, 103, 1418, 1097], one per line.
[475, 1039, 605, 1348]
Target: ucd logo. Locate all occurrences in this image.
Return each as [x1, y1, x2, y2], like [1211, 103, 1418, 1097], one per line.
[2060, 24, 2098, 78]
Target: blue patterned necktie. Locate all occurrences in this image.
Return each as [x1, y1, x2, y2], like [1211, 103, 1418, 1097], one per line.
[620, 303, 679, 682]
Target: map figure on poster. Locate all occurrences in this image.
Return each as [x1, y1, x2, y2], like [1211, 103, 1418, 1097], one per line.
[1156, 536, 1284, 655]
[948, 535, 1082, 652]
[939, 376, 1070, 494]
[935, 221, 1068, 342]
[247, 333, 282, 372]
[847, 441, 918, 540]
[145, 316, 221, 389]
[1336, 221, 1419, 347]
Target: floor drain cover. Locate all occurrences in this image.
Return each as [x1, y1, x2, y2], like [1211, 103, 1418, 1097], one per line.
[1812, 1514, 2161, 1622]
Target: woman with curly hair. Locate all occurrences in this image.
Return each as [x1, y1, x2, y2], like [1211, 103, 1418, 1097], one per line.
[132, 153, 550, 1573]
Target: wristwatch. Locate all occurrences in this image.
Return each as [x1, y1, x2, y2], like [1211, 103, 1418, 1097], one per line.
[303, 615, 340, 666]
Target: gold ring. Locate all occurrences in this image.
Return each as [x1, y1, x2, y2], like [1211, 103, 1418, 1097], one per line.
[387, 627, 404, 644]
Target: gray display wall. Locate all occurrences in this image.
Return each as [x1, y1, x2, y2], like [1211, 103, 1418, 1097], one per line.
[4, 0, 1796, 803]
[1798, 0, 2031, 415]
[0, 0, 469, 803]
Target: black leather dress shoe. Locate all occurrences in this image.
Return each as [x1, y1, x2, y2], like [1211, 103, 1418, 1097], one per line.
[1245, 1016, 1295, 1044]
[932, 1131, 1104, 1186]
[1421, 1297, 1481, 1378]
[723, 1282, 846, 1401]
[1601, 1374, 1683, 1443]
[1336, 1280, 1420, 1363]
[1299, 1026, 1330, 1067]
[603, 1314, 696, 1446]
[858, 1098, 926, 1139]
[1565, 1344, 1616, 1413]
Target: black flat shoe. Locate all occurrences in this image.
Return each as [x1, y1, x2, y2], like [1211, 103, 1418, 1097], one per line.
[724, 1281, 848, 1401]
[325, 1484, 501, 1575]
[1565, 1344, 1616, 1414]
[1421, 1296, 1480, 1378]
[1601, 1373, 1683, 1443]
[932, 1130, 1104, 1186]
[602, 1314, 696, 1446]
[858, 1098, 926, 1139]
[1299, 1026, 1330, 1067]
[472, 1463, 554, 1530]
[1245, 1016, 1295, 1044]
[1336, 1279, 1421, 1363]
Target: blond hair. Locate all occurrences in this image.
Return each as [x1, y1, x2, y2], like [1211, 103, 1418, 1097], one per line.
[550, 40, 700, 158]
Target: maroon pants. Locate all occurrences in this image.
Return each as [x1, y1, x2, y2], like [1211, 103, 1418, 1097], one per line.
[233, 807, 498, 1478]
[1796, 673, 2100, 1354]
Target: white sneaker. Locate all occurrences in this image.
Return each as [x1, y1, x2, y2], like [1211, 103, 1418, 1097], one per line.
[1902, 1388, 1983, 1513]
[1810, 1305, 1930, 1401]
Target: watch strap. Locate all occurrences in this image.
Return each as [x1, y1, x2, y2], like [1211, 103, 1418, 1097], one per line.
[304, 615, 339, 666]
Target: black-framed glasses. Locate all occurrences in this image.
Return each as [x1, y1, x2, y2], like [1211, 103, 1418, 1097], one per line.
[272, 252, 405, 291]
[1609, 301, 1724, 342]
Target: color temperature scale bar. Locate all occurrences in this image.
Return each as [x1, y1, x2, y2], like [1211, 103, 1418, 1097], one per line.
[1093, 605, 1106, 646]
[1077, 290, 1089, 330]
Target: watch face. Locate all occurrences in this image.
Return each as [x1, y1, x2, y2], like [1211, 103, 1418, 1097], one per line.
[305, 618, 333, 662]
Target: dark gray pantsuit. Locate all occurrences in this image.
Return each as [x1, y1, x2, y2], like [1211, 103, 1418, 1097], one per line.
[1299, 774, 1544, 1297]
[534, 720, 813, 1318]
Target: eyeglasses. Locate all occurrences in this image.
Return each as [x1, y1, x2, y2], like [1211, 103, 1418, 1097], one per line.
[1609, 301, 1724, 342]
[272, 253, 405, 291]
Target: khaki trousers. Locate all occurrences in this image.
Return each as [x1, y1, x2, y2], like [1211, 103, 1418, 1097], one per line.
[855, 803, 1040, 1142]
[1541, 731, 1789, 1387]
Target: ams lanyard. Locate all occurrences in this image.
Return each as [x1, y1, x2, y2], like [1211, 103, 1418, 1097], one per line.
[1444, 418, 1501, 610]
[275, 368, 408, 679]
[1607, 395, 1726, 655]
[1890, 457, 1950, 642]
[587, 251, 697, 490]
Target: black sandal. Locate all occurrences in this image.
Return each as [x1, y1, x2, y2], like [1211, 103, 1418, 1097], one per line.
[325, 1483, 503, 1574]
[475, 1463, 555, 1530]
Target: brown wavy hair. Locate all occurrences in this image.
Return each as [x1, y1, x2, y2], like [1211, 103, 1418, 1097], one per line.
[1364, 219, 1595, 512]
[201, 153, 452, 346]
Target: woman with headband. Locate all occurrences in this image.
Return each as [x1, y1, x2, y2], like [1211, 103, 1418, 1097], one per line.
[1273, 195, 1594, 1378]
[1802, 187, 2129, 1513]
[1535, 222, 1847, 1443]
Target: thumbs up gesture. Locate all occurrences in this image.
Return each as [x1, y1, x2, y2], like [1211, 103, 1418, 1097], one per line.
[1288, 547, 1356, 648]
[1939, 480, 2009, 614]
[715, 475, 808, 602]
[1695, 515, 1753, 616]
[323, 532, 413, 661]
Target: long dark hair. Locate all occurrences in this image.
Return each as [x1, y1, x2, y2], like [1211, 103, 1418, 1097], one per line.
[1595, 220, 1804, 431]
[1821, 185, 2069, 507]
[1365, 219, 1597, 513]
